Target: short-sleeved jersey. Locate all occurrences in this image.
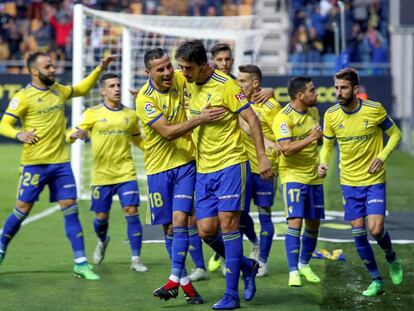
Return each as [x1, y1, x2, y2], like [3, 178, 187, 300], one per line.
[75, 104, 140, 186]
[323, 99, 395, 186]
[273, 104, 321, 185]
[241, 98, 281, 174]
[187, 70, 249, 173]
[4, 83, 73, 165]
[136, 71, 195, 175]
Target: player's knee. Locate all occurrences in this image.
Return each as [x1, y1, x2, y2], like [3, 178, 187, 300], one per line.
[16, 200, 33, 214]
[163, 223, 173, 236]
[305, 219, 320, 231]
[172, 211, 188, 226]
[95, 212, 109, 220]
[59, 199, 76, 209]
[369, 223, 384, 238]
[123, 205, 138, 215]
[288, 217, 302, 229]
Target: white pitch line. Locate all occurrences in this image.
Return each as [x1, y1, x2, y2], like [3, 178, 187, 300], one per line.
[0, 204, 60, 235]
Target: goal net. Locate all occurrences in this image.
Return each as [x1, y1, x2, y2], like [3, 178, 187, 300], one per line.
[70, 4, 267, 200]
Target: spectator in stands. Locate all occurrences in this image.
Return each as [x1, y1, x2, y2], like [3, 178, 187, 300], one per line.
[50, 9, 73, 61]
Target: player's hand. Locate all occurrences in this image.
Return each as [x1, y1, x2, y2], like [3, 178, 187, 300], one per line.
[368, 158, 383, 174]
[264, 138, 280, 155]
[258, 155, 274, 180]
[129, 88, 138, 98]
[16, 129, 39, 145]
[200, 103, 226, 123]
[70, 128, 89, 140]
[251, 88, 273, 103]
[318, 163, 328, 178]
[100, 55, 117, 70]
[310, 124, 323, 141]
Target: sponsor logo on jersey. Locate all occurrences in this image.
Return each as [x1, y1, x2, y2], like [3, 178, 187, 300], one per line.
[144, 102, 156, 116]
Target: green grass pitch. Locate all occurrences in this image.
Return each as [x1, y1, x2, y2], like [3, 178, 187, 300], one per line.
[0, 144, 413, 310]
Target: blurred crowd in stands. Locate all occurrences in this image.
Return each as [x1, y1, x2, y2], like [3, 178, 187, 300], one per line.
[0, 0, 253, 73]
[0, 0, 390, 75]
[289, 0, 389, 75]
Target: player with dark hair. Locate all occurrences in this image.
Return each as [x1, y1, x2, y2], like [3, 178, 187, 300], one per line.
[0, 51, 116, 280]
[319, 68, 403, 296]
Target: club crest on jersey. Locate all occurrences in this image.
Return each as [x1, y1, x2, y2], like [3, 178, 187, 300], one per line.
[9, 98, 19, 110]
[280, 123, 289, 135]
[144, 102, 156, 116]
[235, 92, 246, 102]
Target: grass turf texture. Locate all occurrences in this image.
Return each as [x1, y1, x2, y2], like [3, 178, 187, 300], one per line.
[0, 144, 413, 310]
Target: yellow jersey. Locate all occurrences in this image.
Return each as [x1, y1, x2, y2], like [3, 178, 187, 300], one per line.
[136, 71, 195, 175]
[2, 83, 73, 164]
[273, 104, 321, 185]
[187, 70, 249, 173]
[323, 99, 396, 186]
[67, 103, 140, 186]
[241, 98, 281, 174]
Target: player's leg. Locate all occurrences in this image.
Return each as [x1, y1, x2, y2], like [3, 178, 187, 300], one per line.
[214, 162, 258, 310]
[240, 171, 259, 260]
[52, 163, 99, 280]
[298, 219, 321, 282]
[188, 212, 208, 282]
[342, 185, 383, 296]
[253, 173, 276, 276]
[90, 185, 112, 265]
[118, 180, 147, 272]
[366, 183, 403, 285]
[299, 184, 324, 283]
[282, 182, 305, 287]
[0, 165, 47, 264]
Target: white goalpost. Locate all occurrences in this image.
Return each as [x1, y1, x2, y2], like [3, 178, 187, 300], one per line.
[70, 4, 268, 200]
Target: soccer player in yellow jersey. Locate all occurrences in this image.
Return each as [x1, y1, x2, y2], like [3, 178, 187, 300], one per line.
[0, 51, 116, 280]
[272, 76, 324, 287]
[318, 68, 403, 297]
[205, 43, 276, 276]
[237, 64, 281, 277]
[67, 73, 148, 273]
[136, 48, 225, 304]
[176, 40, 273, 310]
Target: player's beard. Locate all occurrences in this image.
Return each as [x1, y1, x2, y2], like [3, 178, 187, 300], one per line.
[337, 94, 354, 107]
[38, 71, 55, 86]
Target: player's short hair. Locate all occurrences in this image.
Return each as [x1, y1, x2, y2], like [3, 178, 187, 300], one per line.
[100, 73, 120, 87]
[287, 76, 312, 100]
[144, 48, 167, 69]
[210, 43, 232, 58]
[334, 67, 360, 86]
[238, 64, 262, 83]
[26, 51, 49, 73]
[175, 40, 208, 65]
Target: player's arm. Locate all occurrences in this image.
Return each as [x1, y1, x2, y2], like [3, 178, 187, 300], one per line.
[251, 88, 274, 104]
[131, 118, 145, 150]
[368, 114, 402, 174]
[70, 55, 117, 98]
[239, 106, 273, 180]
[66, 110, 93, 143]
[150, 104, 225, 140]
[278, 124, 322, 156]
[0, 95, 39, 144]
[318, 112, 335, 178]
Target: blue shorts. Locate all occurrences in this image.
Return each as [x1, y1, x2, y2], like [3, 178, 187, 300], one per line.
[249, 173, 275, 209]
[281, 182, 325, 220]
[17, 163, 77, 203]
[341, 183, 386, 221]
[91, 180, 140, 213]
[147, 161, 196, 225]
[195, 162, 251, 220]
